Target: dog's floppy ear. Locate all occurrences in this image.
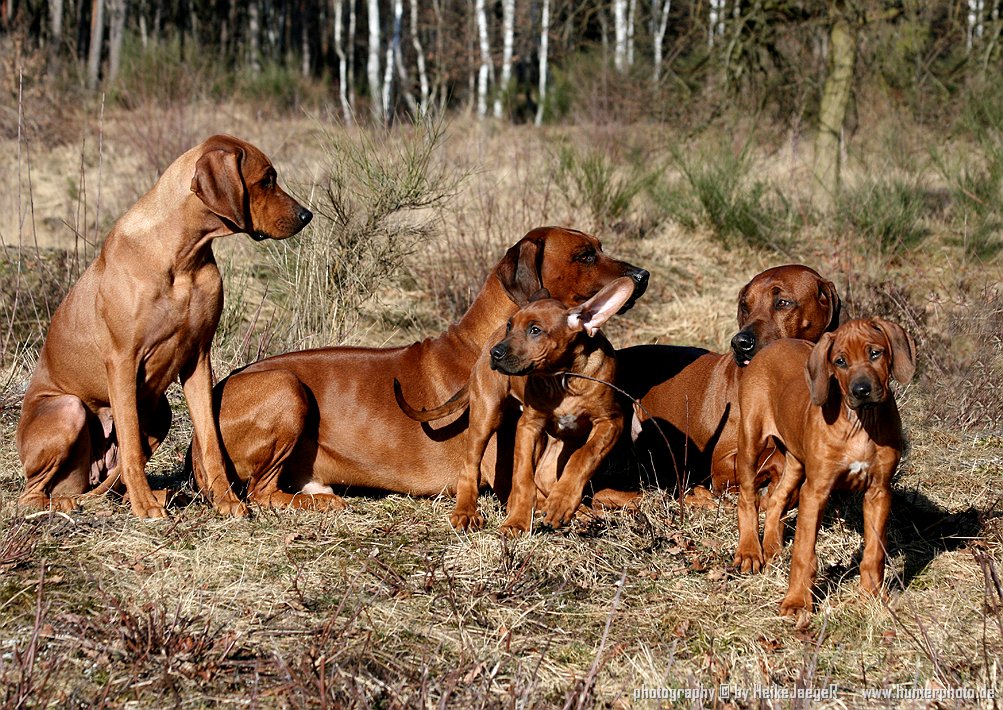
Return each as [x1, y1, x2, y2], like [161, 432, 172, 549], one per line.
[872, 318, 916, 384]
[806, 332, 835, 406]
[736, 281, 751, 327]
[567, 277, 635, 337]
[192, 146, 249, 231]
[496, 235, 543, 306]
[818, 277, 842, 332]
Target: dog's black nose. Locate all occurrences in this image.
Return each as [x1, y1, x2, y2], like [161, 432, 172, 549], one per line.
[490, 344, 507, 362]
[297, 207, 313, 226]
[851, 380, 872, 399]
[630, 268, 650, 285]
[731, 330, 756, 354]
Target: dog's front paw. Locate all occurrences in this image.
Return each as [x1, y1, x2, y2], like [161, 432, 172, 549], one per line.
[499, 516, 531, 537]
[732, 544, 765, 574]
[133, 503, 168, 520]
[450, 508, 485, 531]
[216, 499, 250, 517]
[541, 492, 581, 529]
[779, 593, 813, 617]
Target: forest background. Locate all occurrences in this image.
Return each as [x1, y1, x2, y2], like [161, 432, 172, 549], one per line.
[0, 0, 1001, 706]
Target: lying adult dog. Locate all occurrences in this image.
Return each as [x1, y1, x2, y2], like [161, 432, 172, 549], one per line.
[732, 318, 915, 615]
[197, 227, 648, 511]
[620, 264, 840, 492]
[17, 135, 312, 518]
[395, 277, 636, 533]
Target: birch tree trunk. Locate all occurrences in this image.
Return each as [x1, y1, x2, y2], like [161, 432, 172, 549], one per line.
[813, 13, 856, 207]
[653, 0, 670, 82]
[392, 0, 418, 116]
[968, 0, 984, 50]
[614, 0, 627, 72]
[49, 0, 63, 47]
[106, 0, 126, 87]
[494, 0, 514, 118]
[382, 0, 403, 124]
[87, 0, 105, 90]
[475, 0, 491, 117]
[708, 0, 724, 46]
[535, 0, 549, 126]
[627, 0, 636, 66]
[411, 0, 430, 113]
[333, 0, 354, 124]
[367, 0, 384, 124]
[248, 1, 262, 74]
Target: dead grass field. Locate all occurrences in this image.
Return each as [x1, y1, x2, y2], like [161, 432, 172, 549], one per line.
[1, 98, 1002, 708]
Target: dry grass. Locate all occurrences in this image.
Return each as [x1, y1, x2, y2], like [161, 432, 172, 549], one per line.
[0, 100, 1001, 706]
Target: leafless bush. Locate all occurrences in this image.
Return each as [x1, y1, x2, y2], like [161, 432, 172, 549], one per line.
[266, 117, 463, 349]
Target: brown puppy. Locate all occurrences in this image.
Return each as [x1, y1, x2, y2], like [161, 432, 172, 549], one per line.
[396, 277, 635, 533]
[621, 264, 840, 492]
[17, 135, 312, 518]
[732, 318, 915, 616]
[198, 227, 648, 511]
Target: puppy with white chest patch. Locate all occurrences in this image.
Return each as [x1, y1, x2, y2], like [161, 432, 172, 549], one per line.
[395, 277, 636, 534]
[731, 318, 916, 616]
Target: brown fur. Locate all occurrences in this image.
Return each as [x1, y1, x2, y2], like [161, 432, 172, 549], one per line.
[17, 135, 312, 518]
[197, 227, 648, 511]
[622, 264, 840, 493]
[732, 318, 916, 615]
[396, 277, 636, 533]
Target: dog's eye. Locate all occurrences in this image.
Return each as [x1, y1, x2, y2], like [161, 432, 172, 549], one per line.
[260, 175, 274, 189]
[775, 298, 792, 309]
[576, 250, 597, 265]
[869, 348, 882, 361]
[528, 325, 543, 337]
[506, 320, 512, 333]
[834, 356, 847, 368]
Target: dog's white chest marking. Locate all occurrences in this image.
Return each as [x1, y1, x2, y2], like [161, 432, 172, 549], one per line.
[848, 460, 870, 479]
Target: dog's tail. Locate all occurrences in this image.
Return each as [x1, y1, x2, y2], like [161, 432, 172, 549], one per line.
[393, 378, 470, 422]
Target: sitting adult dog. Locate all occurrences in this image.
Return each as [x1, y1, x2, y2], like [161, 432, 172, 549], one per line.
[196, 227, 648, 511]
[731, 318, 915, 615]
[618, 264, 840, 494]
[17, 135, 312, 518]
[395, 277, 636, 533]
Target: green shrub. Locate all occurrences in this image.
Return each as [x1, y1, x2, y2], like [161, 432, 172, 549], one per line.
[837, 178, 928, 256]
[554, 144, 653, 229]
[266, 117, 462, 349]
[652, 143, 793, 252]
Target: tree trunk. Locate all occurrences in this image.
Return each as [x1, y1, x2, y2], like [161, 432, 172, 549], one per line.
[708, 0, 724, 46]
[106, 0, 126, 87]
[627, 0, 636, 66]
[87, 0, 105, 90]
[535, 0, 549, 126]
[653, 0, 670, 82]
[382, 0, 403, 124]
[392, 0, 418, 115]
[367, 0, 383, 123]
[49, 0, 64, 47]
[475, 0, 491, 117]
[494, 0, 514, 118]
[410, 0, 430, 113]
[614, 0, 626, 72]
[814, 13, 856, 207]
[248, 1, 262, 74]
[333, 0, 354, 124]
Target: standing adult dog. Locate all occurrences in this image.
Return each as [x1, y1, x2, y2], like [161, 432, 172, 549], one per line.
[732, 318, 915, 615]
[619, 265, 840, 492]
[17, 135, 312, 518]
[198, 227, 648, 511]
